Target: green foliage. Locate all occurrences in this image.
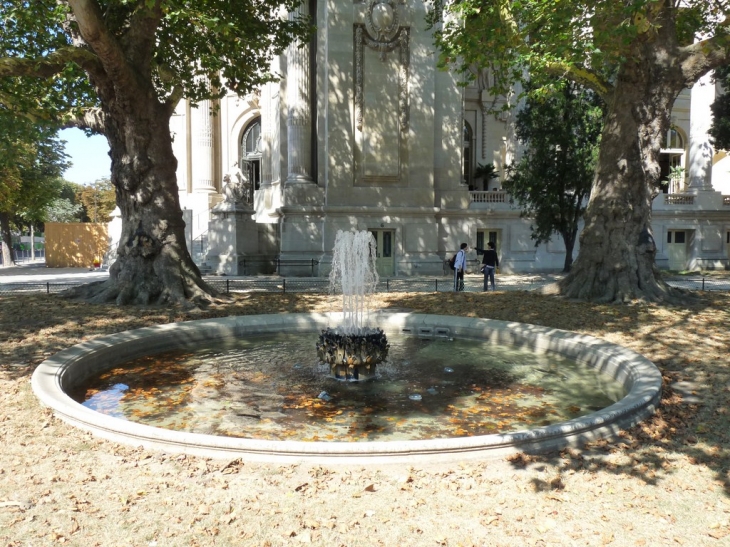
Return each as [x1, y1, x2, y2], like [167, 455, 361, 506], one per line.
[430, 0, 725, 101]
[0, 108, 69, 227]
[503, 80, 603, 257]
[76, 178, 116, 222]
[45, 197, 83, 223]
[709, 66, 730, 150]
[474, 162, 499, 182]
[0, 0, 312, 123]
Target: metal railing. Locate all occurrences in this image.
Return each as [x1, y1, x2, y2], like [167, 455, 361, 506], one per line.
[6, 274, 727, 296]
[0, 247, 45, 266]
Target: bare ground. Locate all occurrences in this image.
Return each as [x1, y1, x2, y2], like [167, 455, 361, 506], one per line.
[1, 290, 730, 546]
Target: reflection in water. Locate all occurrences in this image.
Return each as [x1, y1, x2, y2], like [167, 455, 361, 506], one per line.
[71, 334, 624, 442]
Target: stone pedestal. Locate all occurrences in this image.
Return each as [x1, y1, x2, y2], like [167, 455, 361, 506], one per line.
[206, 201, 259, 275]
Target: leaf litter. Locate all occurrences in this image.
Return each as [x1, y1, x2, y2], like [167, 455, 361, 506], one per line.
[0, 291, 729, 545]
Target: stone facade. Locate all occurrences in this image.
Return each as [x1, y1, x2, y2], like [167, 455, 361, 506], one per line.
[172, 0, 730, 275]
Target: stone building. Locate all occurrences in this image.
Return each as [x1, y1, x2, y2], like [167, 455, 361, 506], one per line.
[171, 0, 730, 276]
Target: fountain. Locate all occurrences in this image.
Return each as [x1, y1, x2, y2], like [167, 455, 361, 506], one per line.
[30, 234, 663, 462]
[31, 312, 663, 462]
[316, 230, 388, 380]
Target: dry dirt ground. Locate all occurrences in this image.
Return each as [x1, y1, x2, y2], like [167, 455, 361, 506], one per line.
[1, 289, 730, 546]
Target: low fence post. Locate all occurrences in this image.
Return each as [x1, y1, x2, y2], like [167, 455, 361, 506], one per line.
[435, 279, 438, 292]
[282, 279, 286, 293]
[47, 282, 50, 294]
[702, 277, 705, 291]
[226, 279, 230, 295]
[386, 279, 390, 292]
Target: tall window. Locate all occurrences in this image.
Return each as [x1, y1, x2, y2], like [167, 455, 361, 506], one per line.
[240, 119, 262, 191]
[463, 121, 473, 188]
[660, 127, 685, 193]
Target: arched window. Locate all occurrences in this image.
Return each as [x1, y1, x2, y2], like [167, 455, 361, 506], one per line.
[240, 118, 262, 191]
[463, 121, 473, 188]
[660, 127, 686, 193]
[662, 128, 684, 150]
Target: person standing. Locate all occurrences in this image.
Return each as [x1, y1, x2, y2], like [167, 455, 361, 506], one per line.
[477, 241, 499, 291]
[453, 242, 468, 291]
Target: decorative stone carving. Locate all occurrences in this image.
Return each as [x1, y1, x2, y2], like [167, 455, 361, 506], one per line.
[354, 18, 410, 132]
[221, 163, 252, 205]
[365, 0, 399, 42]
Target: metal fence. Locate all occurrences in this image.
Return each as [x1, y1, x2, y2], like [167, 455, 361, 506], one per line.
[2, 274, 726, 296]
[0, 249, 45, 266]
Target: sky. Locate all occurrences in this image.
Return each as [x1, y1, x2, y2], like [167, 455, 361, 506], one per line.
[59, 128, 111, 186]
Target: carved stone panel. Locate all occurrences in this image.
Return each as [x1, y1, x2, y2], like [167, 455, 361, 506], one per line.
[353, 0, 410, 186]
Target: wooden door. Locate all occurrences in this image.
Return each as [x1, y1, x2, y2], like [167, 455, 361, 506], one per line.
[369, 230, 395, 277]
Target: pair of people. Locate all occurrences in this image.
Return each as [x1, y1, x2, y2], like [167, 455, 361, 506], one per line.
[453, 241, 499, 292]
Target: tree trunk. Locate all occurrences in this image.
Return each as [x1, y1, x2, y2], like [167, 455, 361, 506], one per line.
[68, 101, 219, 307]
[561, 229, 575, 273]
[558, 39, 687, 302]
[0, 212, 15, 266]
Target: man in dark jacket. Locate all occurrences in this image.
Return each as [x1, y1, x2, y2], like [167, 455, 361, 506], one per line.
[476, 241, 499, 291]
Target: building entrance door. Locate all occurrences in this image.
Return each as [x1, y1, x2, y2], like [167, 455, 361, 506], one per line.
[667, 230, 687, 271]
[476, 229, 502, 261]
[369, 229, 395, 277]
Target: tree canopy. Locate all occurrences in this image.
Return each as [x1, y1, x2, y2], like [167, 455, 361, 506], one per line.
[709, 66, 730, 150]
[0, 0, 309, 128]
[76, 178, 117, 222]
[432, 0, 730, 302]
[503, 81, 603, 273]
[0, 108, 69, 264]
[432, 0, 726, 103]
[0, 0, 310, 305]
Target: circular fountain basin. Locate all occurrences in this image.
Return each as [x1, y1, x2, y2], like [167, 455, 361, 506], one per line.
[31, 313, 662, 463]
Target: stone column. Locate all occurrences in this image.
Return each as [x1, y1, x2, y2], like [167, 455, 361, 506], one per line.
[285, 3, 313, 184]
[261, 83, 274, 187]
[190, 97, 216, 193]
[688, 71, 715, 192]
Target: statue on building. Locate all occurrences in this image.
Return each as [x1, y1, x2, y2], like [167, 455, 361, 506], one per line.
[222, 162, 253, 205]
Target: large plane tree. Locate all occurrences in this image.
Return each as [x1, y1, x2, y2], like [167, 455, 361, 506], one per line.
[0, 0, 308, 306]
[433, 0, 730, 302]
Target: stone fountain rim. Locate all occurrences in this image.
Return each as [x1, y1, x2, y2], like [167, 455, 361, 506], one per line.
[31, 312, 662, 464]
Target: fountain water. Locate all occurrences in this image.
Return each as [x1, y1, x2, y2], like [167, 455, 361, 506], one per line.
[316, 230, 389, 380]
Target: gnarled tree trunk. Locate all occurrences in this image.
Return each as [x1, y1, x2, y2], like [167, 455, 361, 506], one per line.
[70, 100, 218, 307]
[558, 32, 688, 302]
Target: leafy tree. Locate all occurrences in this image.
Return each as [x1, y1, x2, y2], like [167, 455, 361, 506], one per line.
[504, 81, 603, 273]
[709, 66, 730, 150]
[0, 109, 68, 265]
[76, 178, 116, 222]
[44, 180, 84, 223]
[0, 0, 309, 305]
[45, 196, 83, 223]
[432, 1, 730, 302]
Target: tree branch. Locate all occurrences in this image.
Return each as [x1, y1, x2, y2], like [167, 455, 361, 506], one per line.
[544, 62, 613, 101]
[66, 0, 141, 97]
[0, 47, 99, 79]
[63, 107, 107, 133]
[680, 33, 730, 86]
